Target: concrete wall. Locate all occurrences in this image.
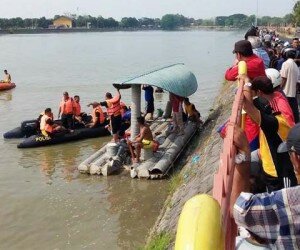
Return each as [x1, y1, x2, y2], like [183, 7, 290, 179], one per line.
[148, 81, 236, 247]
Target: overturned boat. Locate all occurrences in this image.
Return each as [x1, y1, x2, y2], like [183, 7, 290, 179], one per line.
[78, 63, 199, 179]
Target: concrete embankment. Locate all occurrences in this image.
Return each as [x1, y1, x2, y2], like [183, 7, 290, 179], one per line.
[147, 81, 236, 248]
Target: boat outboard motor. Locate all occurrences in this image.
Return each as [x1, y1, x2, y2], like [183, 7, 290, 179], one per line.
[21, 120, 38, 137]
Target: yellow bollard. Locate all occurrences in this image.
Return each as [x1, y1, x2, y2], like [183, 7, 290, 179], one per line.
[175, 194, 224, 250]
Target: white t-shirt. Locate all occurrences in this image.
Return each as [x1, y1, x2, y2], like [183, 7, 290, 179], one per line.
[264, 34, 271, 42]
[280, 58, 299, 97]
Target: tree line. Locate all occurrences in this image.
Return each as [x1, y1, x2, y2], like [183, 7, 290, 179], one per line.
[0, 12, 295, 31]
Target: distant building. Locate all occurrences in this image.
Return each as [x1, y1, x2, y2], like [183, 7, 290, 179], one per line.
[53, 16, 73, 29]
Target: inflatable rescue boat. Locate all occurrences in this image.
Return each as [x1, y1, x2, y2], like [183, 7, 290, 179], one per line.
[17, 126, 111, 148]
[0, 82, 16, 91]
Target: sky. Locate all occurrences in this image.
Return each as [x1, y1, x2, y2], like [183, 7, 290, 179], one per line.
[0, 0, 296, 20]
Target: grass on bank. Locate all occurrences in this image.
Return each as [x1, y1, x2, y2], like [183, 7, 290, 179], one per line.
[143, 232, 172, 250]
[168, 173, 184, 194]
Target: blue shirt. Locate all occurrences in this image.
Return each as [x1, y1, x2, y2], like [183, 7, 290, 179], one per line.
[122, 110, 131, 122]
[253, 48, 270, 69]
[143, 86, 154, 102]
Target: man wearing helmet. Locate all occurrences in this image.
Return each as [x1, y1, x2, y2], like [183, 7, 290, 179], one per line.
[265, 68, 295, 127]
[280, 48, 300, 123]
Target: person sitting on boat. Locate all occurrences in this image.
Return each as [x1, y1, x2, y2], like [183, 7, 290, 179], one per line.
[230, 124, 300, 249]
[142, 84, 154, 120]
[73, 95, 88, 127]
[0, 70, 11, 83]
[40, 108, 64, 137]
[58, 92, 76, 129]
[99, 89, 122, 143]
[127, 116, 158, 163]
[86, 102, 106, 128]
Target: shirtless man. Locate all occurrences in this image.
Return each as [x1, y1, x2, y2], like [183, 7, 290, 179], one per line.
[127, 116, 154, 163]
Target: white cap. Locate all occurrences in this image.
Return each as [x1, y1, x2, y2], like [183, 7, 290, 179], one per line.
[265, 68, 282, 88]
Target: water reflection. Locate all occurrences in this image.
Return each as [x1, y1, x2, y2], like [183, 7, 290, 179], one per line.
[0, 91, 12, 101]
[104, 176, 168, 249]
[18, 137, 110, 184]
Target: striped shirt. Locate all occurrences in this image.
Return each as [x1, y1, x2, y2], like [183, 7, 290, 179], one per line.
[234, 186, 300, 249]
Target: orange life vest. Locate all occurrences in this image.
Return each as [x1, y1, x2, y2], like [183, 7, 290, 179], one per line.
[106, 93, 121, 117]
[40, 114, 54, 133]
[74, 101, 81, 116]
[92, 105, 105, 124]
[60, 97, 74, 115]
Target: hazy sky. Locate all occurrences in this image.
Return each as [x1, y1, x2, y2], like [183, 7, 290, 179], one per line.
[0, 0, 296, 19]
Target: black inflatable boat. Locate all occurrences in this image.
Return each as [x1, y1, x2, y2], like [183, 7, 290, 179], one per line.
[4, 120, 38, 139]
[17, 126, 111, 148]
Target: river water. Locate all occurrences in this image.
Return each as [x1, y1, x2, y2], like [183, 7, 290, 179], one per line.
[0, 30, 241, 250]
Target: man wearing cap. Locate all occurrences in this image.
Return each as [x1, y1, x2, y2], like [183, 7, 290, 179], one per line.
[229, 124, 300, 249]
[225, 40, 266, 81]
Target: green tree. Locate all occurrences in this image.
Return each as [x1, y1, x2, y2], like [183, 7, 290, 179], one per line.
[215, 16, 227, 26]
[161, 14, 179, 30]
[120, 17, 139, 28]
[294, 1, 300, 26]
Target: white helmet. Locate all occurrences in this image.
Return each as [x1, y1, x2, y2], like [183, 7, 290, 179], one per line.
[265, 68, 282, 88]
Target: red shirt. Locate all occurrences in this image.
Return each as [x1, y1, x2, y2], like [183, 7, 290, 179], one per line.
[270, 91, 295, 127]
[225, 54, 266, 81]
[170, 93, 183, 112]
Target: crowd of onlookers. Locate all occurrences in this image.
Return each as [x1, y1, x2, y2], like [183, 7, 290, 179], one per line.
[224, 26, 300, 249]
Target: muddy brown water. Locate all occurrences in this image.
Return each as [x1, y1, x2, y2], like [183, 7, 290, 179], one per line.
[0, 30, 241, 249]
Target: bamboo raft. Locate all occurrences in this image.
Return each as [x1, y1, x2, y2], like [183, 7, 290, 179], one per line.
[78, 118, 198, 179]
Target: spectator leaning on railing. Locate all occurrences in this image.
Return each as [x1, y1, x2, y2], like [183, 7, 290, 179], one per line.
[230, 123, 300, 249]
[240, 75, 297, 192]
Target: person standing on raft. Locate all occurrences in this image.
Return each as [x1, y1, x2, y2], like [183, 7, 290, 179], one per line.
[1, 70, 11, 83]
[58, 92, 76, 129]
[95, 89, 122, 142]
[142, 84, 154, 120]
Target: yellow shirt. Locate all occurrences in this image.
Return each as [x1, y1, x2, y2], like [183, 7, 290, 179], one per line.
[184, 103, 193, 117]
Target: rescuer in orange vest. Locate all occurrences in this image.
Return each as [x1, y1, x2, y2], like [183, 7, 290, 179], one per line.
[40, 108, 64, 137]
[86, 102, 106, 128]
[58, 92, 76, 129]
[91, 89, 122, 142]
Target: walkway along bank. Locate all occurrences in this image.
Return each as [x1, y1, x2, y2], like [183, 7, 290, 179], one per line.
[147, 79, 237, 248]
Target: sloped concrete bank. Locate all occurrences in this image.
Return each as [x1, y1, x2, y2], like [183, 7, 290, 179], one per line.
[147, 81, 236, 248]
